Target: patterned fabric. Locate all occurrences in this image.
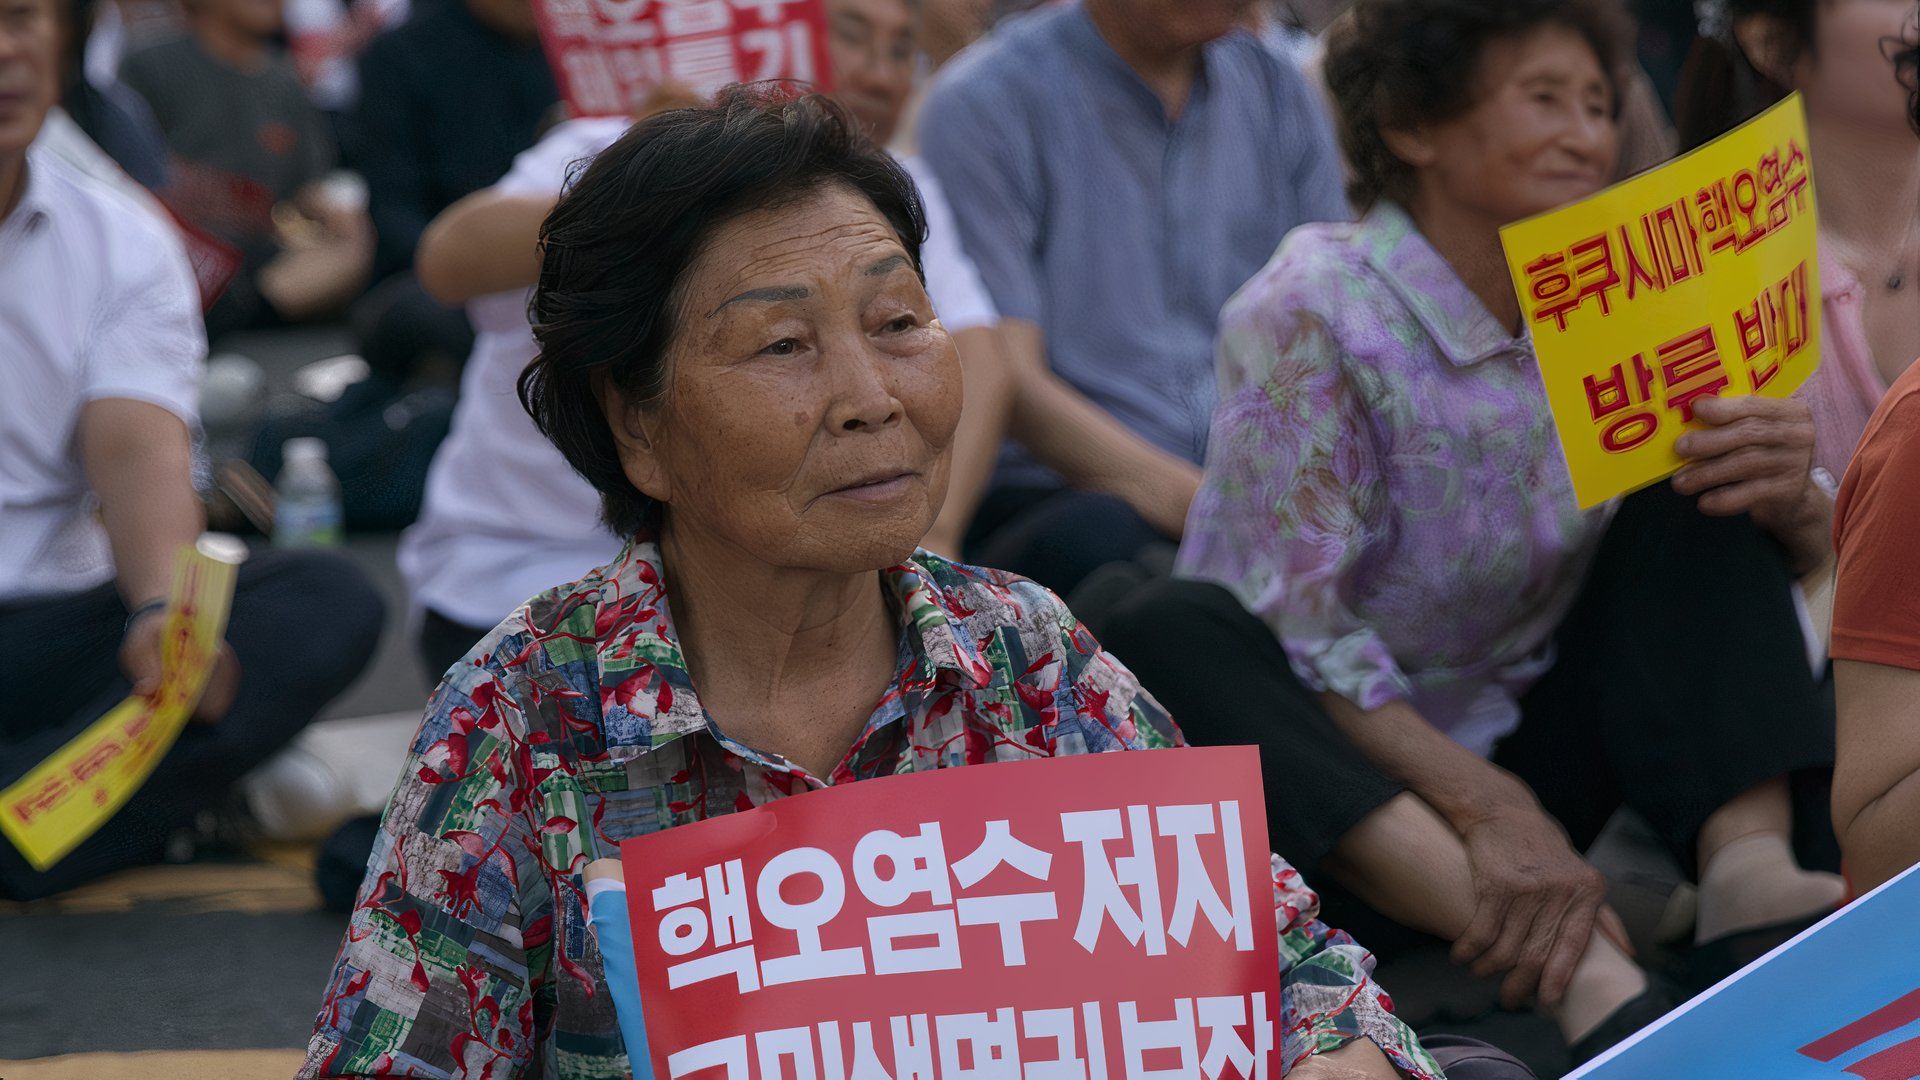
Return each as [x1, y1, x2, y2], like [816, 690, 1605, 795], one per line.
[300, 542, 1442, 1079]
[1176, 202, 1613, 757]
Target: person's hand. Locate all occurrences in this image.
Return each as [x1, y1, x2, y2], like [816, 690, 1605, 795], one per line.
[120, 609, 241, 724]
[1453, 804, 1629, 1009]
[1673, 395, 1830, 573]
[1284, 1038, 1404, 1080]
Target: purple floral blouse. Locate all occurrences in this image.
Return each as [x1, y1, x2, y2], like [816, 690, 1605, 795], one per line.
[1177, 202, 1613, 756]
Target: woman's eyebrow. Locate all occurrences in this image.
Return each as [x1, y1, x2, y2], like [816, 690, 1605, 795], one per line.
[864, 254, 910, 277]
[708, 284, 811, 318]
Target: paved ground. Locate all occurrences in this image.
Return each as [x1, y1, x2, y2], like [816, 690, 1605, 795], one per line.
[0, 324, 1692, 1078]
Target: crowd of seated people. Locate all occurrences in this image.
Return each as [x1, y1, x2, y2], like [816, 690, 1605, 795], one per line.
[6, 0, 1920, 1075]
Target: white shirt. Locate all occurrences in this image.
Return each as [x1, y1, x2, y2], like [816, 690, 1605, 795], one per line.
[398, 120, 999, 630]
[0, 147, 206, 602]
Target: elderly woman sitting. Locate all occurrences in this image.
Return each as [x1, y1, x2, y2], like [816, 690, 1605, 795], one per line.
[1090, 0, 1845, 1067]
[296, 90, 1452, 1080]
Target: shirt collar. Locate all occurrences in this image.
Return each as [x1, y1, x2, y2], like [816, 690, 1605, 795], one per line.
[1361, 201, 1529, 368]
[586, 540, 996, 759]
[4, 151, 54, 234]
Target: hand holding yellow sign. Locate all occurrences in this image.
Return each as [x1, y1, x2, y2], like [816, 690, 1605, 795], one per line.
[0, 536, 246, 872]
[1500, 95, 1822, 508]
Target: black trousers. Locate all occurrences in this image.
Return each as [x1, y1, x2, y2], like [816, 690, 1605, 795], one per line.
[1084, 483, 1838, 896]
[0, 549, 385, 899]
[965, 485, 1171, 599]
[417, 607, 492, 687]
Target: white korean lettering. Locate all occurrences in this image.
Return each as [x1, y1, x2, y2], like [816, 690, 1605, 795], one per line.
[935, 1008, 1021, 1079]
[757, 846, 866, 985]
[854, 824, 952, 906]
[757, 1026, 817, 1080]
[1063, 806, 1165, 956]
[1118, 999, 1197, 1080]
[669, 1034, 750, 1079]
[1196, 994, 1274, 1080]
[1157, 803, 1254, 951]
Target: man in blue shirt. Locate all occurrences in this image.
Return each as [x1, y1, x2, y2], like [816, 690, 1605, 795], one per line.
[919, 0, 1347, 596]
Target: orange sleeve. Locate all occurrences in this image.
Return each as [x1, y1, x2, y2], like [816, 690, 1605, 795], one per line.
[1832, 374, 1920, 671]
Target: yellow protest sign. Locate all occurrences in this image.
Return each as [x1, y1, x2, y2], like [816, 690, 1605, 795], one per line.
[1500, 94, 1821, 508]
[0, 536, 245, 871]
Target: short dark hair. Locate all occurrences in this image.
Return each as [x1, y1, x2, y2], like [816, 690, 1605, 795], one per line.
[520, 86, 928, 539]
[1323, 0, 1633, 211]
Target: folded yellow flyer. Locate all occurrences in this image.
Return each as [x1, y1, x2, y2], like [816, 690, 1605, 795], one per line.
[0, 536, 245, 871]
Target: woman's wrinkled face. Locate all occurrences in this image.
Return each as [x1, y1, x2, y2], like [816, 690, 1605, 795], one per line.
[1791, 0, 1918, 131]
[1402, 24, 1619, 225]
[614, 183, 961, 572]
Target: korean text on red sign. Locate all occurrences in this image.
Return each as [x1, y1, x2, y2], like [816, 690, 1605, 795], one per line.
[532, 0, 832, 117]
[619, 746, 1283, 1079]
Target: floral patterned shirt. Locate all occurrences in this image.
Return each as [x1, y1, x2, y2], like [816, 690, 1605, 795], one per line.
[299, 542, 1441, 1079]
[1177, 202, 1613, 757]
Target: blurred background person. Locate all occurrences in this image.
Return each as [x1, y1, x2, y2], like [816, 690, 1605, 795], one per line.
[346, 0, 558, 390]
[119, 0, 374, 338]
[1675, 0, 1920, 482]
[59, 0, 168, 189]
[917, 0, 1349, 598]
[284, 0, 407, 135]
[1086, 0, 1847, 1064]
[1831, 16, 1920, 896]
[0, 0, 384, 900]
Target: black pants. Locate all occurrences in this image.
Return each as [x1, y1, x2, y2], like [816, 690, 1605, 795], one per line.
[1085, 483, 1838, 895]
[965, 485, 1170, 598]
[351, 271, 475, 387]
[0, 549, 385, 900]
[417, 607, 492, 686]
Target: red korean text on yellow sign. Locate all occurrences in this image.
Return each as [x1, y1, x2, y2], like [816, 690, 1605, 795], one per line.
[1500, 94, 1821, 509]
[0, 538, 242, 871]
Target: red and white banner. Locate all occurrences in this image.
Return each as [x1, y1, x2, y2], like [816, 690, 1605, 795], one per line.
[532, 0, 833, 118]
[619, 746, 1282, 1080]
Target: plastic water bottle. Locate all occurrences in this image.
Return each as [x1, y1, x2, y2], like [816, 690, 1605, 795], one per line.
[275, 438, 343, 547]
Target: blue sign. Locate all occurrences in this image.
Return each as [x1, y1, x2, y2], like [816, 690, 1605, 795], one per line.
[1572, 863, 1920, 1079]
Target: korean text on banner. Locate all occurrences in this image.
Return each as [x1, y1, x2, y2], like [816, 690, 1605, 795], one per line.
[619, 745, 1283, 1080]
[532, 0, 833, 118]
[0, 536, 245, 871]
[1500, 94, 1821, 508]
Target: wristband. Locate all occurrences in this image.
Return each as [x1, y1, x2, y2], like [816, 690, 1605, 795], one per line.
[123, 598, 169, 636]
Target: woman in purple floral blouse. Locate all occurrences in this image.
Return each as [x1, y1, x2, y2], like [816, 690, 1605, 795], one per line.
[1090, 0, 1848, 1067]
[295, 88, 1465, 1080]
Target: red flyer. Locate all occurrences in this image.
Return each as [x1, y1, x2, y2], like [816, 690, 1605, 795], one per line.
[532, 0, 833, 118]
[620, 745, 1282, 1079]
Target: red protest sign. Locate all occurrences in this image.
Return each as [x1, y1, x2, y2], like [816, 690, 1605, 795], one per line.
[619, 745, 1281, 1080]
[532, 0, 832, 118]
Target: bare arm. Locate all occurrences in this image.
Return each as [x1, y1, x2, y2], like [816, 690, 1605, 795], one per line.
[923, 323, 1011, 558]
[80, 398, 238, 719]
[79, 398, 204, 611]
[1320, 693, 1622, 1006]
[1834, 659, 1920, 891]
[998, 319, 1200, 538]
[414, 189, 555, 305]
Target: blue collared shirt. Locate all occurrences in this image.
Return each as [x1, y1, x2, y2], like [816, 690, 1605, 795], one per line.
[919, 3, 1349, 486]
